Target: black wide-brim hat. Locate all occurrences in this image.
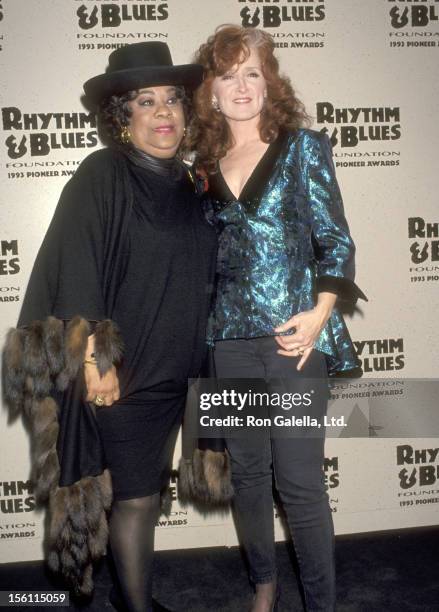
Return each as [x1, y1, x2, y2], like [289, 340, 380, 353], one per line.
[83, 42, 203, 104]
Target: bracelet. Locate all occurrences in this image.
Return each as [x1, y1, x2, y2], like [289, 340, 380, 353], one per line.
[83, 359, 98, 366]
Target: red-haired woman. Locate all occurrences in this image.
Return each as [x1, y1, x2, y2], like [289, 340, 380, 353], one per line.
[190, 25, 366, 612]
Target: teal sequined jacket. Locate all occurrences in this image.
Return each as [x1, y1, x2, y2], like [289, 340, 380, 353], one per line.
[204, 128, 367, 376]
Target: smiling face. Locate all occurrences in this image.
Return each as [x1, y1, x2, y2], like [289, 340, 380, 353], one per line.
[211, 46, 267, 125]
[126, 85, 185, 158]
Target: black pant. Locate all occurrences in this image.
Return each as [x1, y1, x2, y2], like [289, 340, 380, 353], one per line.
[214, 337, 336, 612]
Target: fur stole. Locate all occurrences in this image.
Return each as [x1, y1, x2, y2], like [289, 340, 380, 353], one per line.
[2, 316, 121, 596]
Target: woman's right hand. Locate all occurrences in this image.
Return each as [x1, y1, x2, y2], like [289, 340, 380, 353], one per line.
[84, 363, 120, 407]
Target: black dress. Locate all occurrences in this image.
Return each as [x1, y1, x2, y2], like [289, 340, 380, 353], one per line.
[17, 146, 217, 501]
[95, 156, 217, 500]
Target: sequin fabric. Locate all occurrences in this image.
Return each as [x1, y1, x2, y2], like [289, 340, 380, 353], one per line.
[205, 128, 364, 375]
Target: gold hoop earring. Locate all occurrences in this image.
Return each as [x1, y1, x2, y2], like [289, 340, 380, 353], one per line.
[120, 126, 131, 145]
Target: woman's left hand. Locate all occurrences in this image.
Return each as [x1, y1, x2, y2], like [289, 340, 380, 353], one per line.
[274, 292, 337, 370]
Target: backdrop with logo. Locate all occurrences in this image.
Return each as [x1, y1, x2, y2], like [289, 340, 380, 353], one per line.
[1, 0, 438, 563]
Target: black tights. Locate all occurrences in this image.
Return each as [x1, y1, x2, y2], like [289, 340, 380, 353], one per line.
[109, 493, 160, 612]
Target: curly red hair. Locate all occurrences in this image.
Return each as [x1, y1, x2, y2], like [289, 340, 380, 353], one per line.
[188, 25, 311, 174]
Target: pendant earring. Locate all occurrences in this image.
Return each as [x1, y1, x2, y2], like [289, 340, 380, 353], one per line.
[120, 126, 131, 145]
[211, 97, 220, 112]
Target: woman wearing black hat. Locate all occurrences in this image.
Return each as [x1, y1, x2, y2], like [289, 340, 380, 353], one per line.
[2, 43, 220, 612]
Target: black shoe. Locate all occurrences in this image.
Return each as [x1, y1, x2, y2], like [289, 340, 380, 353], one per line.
[109, 585, 173, 612]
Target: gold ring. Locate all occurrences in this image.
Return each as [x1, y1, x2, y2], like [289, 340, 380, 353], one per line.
[94, 395, 105, 407]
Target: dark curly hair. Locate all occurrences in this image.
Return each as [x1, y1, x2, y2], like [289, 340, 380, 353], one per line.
[99, 86, 189, 147]
[188, 25, 311, 174]
[99, 90, 138, 145]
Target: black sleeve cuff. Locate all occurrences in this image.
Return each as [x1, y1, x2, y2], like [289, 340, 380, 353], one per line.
[316, 276, 368, 304]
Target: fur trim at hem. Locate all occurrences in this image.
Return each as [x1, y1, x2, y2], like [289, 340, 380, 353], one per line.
[177, 449, 234, 507]
[47, 469, 112, 596]
[2, 316, 123, 596]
